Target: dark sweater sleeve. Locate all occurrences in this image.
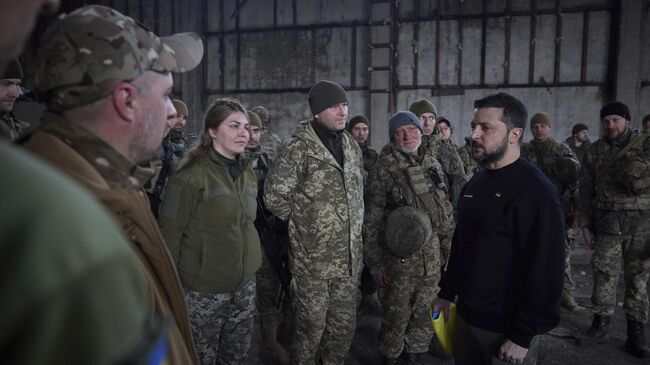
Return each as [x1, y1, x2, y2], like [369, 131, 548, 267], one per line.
[437, 226, 458, 301]
[508, 185, 565, 348]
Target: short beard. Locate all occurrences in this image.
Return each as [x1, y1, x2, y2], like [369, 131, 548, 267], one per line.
[477, 132, 509, 167]
[397, 140, 421, 154]
[129, 111, 162, 164]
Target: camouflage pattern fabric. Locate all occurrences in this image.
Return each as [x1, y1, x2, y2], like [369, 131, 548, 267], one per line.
[379, 274, 438, 357]
[590, 210, 650, 322]
[438, 139, 466, 209]
[264, 119, 364, 279]
[521, 137, 580, 299]
[578, 130, 650, 322]
[457, 137, 479, 179]
[35, 5, 203, 112]
[184, 279, 257, 365]
[0, 112, 29, 141]
[364, 144, 453, 358]
[290, 275, 359, 365]
[256, 255, 283, 320]
[360, 142, 379, 172]
[260, 129, 282, 161]
[365, 145, 454, 276]
[264, 119, 364, 364]
[565, 136, 591, 165]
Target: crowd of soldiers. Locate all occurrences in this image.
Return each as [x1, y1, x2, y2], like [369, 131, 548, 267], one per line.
[1, 2, 650, 365]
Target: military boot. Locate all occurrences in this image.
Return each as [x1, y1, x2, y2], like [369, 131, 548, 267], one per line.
[259, 317, 289, 365]
[560, 294, 583, 312]
[582, 314, 610, 344]
[625, 318, 650, 359]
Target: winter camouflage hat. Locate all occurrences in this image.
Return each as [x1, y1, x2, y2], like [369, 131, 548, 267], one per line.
[36, 5, 204, 112]
[384, 206, 432, 258]
[251, 106, 270, 124]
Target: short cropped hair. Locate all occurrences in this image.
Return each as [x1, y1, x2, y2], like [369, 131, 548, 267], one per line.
[473, 92, 528, 133]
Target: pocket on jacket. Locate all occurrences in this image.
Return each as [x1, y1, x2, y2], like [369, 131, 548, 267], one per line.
[596, 211, 622, 236]
[245, 185, 257, 220]
[178, 236, 202, 278]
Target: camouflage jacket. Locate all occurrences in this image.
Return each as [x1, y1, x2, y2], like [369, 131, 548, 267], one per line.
[521, 138, 580, 195]
[260, 128, 282, 161]
[578, 130, 650, 228]
[360, 142, 379, 172]
[19, 112, 197, 364]
[364, 144, 455, 277]
[564, 136, 591, 164]
[457, 137, 479, 178]
[0, 112, 30, 141]
[264, 120, 364, 279]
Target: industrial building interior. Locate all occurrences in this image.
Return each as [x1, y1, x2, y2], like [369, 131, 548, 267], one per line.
[13, 0, 650, 364]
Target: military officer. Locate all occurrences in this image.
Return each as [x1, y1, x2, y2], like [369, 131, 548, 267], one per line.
[251, 105, 283, 161]
[0, 58, 30, 140]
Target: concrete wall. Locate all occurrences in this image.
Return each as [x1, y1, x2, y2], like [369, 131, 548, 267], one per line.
[26, 0, 648, 150]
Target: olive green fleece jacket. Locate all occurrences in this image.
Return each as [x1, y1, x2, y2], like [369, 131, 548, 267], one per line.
[158, 149, 262, 293]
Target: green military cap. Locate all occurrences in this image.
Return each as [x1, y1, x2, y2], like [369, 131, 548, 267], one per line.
[172, 99, 188, 117]
[409, 99, 437, 118]
[36, 5, 204, 112]
[251, 106, 270, 124]
[384, 206, 432, 258]
[247, 111, 262, 128]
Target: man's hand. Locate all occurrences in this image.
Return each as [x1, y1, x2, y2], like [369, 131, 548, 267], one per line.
[431, 297, 452, 322]
[583, 227, 595, 250]
[372, 272, 388, 288]
[498, 339, 528, 364]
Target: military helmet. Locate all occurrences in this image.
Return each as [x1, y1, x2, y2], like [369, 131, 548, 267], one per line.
[384, 206, 432, 258]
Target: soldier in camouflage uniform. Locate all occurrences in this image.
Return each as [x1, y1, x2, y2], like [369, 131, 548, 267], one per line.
[642, 114, 650, 134]
[252, 105, 283, 161]
[264, 80, 364, 365]
[365, 111, 454, 365]
[565, 123, 591, 163]
[578, 102, 650, 359]
[246, 111, 290, 365]
[0, 58, 30, 141]
[19, 5, 204, 364]
[521, 113, 582, 312]
[347, 115, 382, 313]
[457, 136, 480, 179]
[409, 99, 466, 209]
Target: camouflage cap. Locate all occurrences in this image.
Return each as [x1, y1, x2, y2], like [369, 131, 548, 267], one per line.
[247, 111, 262, 128]
[36, 5, 204, 112]
[172, 99, 188, 117]
[384, 206, 432, 258]
[251, 106, 270, 124]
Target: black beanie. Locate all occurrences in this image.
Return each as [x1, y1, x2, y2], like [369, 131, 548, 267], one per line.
[600, 101, 630, 121]
[571, 123, 588, 135]
[2, 58, 23, 79]
[348, 115, 369, 132]
[308, 80, 348, 115]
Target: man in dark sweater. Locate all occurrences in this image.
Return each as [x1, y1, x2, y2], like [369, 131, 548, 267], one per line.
[432, 93, 565, 364]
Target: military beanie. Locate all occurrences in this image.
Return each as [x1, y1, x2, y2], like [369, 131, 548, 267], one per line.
[389, 111, 422, 141]
[348, 115, 369, 132]
[172, 99, 188, 117]
[251, 106, 270, 124]
[36, 5, 204, 112]
[530, 112, 551, 128]
[308, 80, 348, 116]
[437, 116, 451, 128]
[2, 58, 23, 79]
[600, 101, 630, 121]
[247, 111, 262, 128]
[409, 99, 437, 118]
[571, 123, 588, 135]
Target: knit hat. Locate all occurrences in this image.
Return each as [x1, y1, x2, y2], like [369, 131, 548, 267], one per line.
[348, 115, 369, 132]
[436, 116, 451, 128]
[571, 123, 588, 135]
[600, 101, 631, 121]
[389, 111, 421, 141]
[530, 112, 551, 128]
[172, 99, 188, 117]
[2, 58, 23, 79]
[251, 105, 270, 124]
[308, 80, 348, 116]
[247, 111, 262, 128]
[409, 99, 437, 118]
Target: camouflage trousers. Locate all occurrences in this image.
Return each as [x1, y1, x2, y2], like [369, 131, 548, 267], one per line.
[291, 275, 359, 365]
[563, 236, 575, 295]
[591, 210, 650, 322]
[379, 273, 439, 358]
[256, 254, 283, 320]
[184, 279, 256, 365]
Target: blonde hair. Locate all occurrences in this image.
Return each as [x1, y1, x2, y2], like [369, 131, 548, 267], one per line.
[183, 98, 247, 166]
